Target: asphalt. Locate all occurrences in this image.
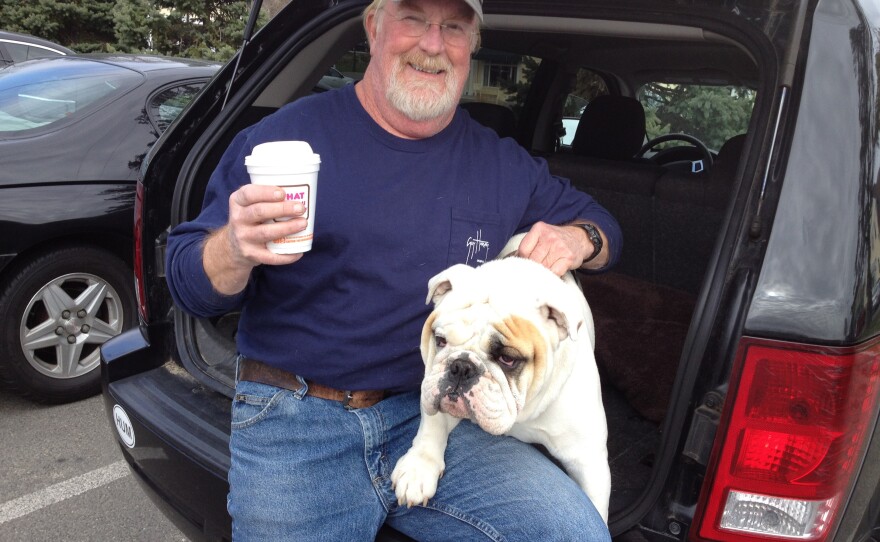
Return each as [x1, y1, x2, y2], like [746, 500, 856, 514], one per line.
[0, 391, 188, 541]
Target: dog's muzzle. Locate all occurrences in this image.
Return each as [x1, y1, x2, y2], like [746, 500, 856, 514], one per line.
[441, 355, 481, 398]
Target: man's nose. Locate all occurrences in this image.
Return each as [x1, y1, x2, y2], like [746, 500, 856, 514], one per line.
[419, 22, 446, 53]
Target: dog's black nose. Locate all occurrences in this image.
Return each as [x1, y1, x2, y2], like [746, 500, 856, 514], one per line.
[449, 357, 478, 383]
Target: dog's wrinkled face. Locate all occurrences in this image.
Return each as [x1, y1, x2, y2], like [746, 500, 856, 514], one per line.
[421, 308, 549, 434]
[419, 259, 583, 435]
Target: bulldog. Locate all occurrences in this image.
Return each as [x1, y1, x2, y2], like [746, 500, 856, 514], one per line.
[391, 237, 611, 522]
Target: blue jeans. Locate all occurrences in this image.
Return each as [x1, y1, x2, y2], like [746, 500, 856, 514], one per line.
[228, 379, 610, 541]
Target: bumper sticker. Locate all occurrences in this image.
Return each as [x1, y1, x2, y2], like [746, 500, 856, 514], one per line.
[113, 405, 136, 448]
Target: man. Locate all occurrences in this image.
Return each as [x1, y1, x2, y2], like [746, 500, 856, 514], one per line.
[166, 0, 621, 539]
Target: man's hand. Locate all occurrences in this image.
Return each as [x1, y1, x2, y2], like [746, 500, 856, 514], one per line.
[203, 184, 307, 295]
[517, 221, 608, 276]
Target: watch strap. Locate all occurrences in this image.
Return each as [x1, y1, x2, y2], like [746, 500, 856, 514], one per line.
[578, 223, 603, 263]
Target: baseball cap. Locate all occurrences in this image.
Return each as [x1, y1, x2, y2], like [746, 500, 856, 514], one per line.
[462, 0, 483, 21]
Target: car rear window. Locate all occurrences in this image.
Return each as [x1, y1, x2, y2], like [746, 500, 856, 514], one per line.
[3, 41, 67, 63]
[638, 82, 756, 151]
[0, 57, 142, 133]
[148, 82, 206, 132]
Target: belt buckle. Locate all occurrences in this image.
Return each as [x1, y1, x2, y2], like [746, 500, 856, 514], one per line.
[342, 390, 355, 410]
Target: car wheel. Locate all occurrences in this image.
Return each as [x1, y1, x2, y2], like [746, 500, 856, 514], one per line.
[0, 246, 136, 403]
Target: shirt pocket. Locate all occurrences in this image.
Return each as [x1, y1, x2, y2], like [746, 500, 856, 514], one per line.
[448, 208, 505, 268]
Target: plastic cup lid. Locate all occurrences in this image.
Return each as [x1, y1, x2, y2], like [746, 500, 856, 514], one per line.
[245, 141, 321, 167]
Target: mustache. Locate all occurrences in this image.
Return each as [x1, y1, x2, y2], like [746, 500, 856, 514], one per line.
[398, 51, 452, 75]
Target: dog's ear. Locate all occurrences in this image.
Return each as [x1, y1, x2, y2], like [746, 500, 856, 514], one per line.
[427, 264, 474, 305]
[420, 312, 438, 364]
[540, 300, 583, 342]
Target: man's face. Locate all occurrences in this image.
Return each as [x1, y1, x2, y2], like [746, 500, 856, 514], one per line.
[368, 0, 477, 121]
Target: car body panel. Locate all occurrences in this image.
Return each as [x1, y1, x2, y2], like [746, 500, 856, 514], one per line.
[0, 183, 134, 275]
[745, 0, 880, 345]
[104, 366, 232, 540]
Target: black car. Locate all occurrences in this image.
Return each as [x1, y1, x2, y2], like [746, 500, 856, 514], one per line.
[101, 1, 880, 541]
[0, 54, 220, 403]
[0, 30, 74, 68]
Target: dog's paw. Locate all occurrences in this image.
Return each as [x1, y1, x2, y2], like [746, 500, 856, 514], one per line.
[391, 448, 445, 508]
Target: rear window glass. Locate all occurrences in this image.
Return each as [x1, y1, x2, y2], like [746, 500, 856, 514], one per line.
[560, 68, 610, 147]
[0, 58, 142, 133]
[637, 83, 755, 151]
[4, 42, 66, 63]
[148, 82, 206, 132]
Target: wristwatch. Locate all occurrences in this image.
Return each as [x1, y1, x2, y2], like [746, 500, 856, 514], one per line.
[577, 223, 603, 263]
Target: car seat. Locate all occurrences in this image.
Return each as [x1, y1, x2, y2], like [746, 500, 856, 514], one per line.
[569, 94, 647, 160]
[460, 101, 517, 139]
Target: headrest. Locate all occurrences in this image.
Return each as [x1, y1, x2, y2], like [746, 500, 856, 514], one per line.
[461, 102, 517, 139]
[571, 95, 646, 160]
[712, 134, 746, 181]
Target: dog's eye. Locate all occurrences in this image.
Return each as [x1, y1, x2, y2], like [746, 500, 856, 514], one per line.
[435, 335, 447, 348]
[497, 354, 518, 368]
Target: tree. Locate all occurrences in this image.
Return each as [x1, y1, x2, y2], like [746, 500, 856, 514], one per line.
[148, 0, 250, 60]
[641, 84, 755, 150]
[0, 0, 259, 60]
[0, 0, 116, 52]
[502, 55, 537, 116]
[113, 0, 158, 52]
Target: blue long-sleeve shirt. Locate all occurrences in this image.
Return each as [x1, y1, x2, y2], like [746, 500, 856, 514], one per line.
[166, 84, 622, 391]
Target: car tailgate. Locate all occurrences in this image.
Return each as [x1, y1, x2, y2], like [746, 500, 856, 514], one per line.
[102, 326, 232, 540]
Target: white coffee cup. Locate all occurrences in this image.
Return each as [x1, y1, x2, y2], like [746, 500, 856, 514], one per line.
[245, 141, 321, 254]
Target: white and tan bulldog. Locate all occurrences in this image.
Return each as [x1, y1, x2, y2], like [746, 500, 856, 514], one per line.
[391, 237, 611, 522]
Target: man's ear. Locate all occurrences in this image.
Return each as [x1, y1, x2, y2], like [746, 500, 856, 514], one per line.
[364, 7, 379, 51]
[426, 264, 474, 305]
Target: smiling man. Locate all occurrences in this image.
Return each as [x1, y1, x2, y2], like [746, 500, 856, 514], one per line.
[165, 0, 619, 539]
[359, 0, 474, 136]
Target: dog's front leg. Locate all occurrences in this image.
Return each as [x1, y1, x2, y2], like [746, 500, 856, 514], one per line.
[562, 452, 611, 524]
[391, 409, 461, 507]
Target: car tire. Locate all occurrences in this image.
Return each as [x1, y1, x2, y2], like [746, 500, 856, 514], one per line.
[0, 246, 136, 404]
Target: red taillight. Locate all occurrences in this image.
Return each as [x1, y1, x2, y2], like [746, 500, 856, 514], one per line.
[133, 182, 149, 322]
[693, 337, 880, 541]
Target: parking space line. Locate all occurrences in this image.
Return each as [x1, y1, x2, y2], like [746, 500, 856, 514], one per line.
[0, 460, 130, 524]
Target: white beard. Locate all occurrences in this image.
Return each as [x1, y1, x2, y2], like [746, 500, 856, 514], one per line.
[385, 52, 461, 121]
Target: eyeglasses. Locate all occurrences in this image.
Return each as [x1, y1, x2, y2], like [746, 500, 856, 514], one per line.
[385, 11, 476, 48]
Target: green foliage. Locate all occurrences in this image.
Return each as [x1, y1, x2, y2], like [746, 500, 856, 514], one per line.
[0, 0, 116, 52]
[148, 0, 252, 61]
[0, 0, 262, 61]
[565, 69, 608, 115]
[113, 0, 155, 53]
[503, 55, 537, 116]
[641, 83, 755, 150]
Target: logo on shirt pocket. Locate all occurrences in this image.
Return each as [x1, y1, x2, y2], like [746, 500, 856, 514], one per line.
[466, 229, 491, 266]
[448, 208, 503, 267]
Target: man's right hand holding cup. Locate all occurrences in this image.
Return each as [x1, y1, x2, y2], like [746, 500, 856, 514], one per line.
[203, 184, 307, 296]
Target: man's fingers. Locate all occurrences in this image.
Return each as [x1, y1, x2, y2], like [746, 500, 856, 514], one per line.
[515, 225, 543, 258]
[231, 183, 284, 206]
[519, 221, 583, 274]
[230, 186, 306, 225]
[227, 219, 308, 267]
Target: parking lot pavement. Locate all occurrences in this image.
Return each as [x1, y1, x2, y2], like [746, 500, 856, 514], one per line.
[0, 391, 188, 541]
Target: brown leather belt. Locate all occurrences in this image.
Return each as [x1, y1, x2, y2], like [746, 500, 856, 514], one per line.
[238, 357, 386, 410]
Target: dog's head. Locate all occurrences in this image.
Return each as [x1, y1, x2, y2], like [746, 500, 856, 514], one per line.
[418, 258, 590, 434]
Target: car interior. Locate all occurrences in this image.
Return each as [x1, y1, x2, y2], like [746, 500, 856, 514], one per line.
[178, 10, 763, 517]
